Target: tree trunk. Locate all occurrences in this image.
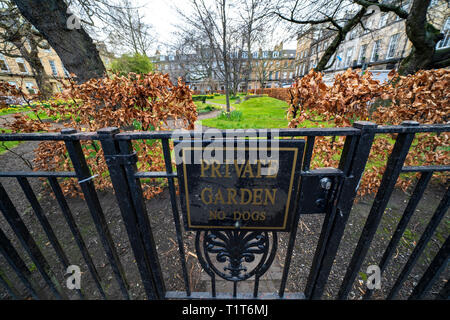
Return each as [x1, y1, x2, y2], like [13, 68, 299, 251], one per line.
[315, 33, 344, 71]
[22, 43, 53, 99]
[220, 0, 231, 112]
[398, 0, 443, 75]
[13, 0, 106, 83]
[9, 35, 53, 99]
[245, 28, 252, 92]
[31, 62, 53, 99]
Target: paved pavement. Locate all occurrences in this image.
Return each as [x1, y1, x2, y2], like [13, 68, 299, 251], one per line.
[198, 256, 285, 296]
[160, 109, 222, 130]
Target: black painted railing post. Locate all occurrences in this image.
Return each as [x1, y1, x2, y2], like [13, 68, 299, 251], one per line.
[0, 268, 20, 299]
[161, 138, 192, 296]
[98, 127, 163, 299]
[62, 128, 130, 299]
[305, 121, 377, 299]
[388, 185, 450, 299]
[115, 137, 166, 298]
[408, 234, 450, 300]
[0, 227, 41, 299]
[363, 170, 433, 300]
[0, 182, 68, 299]
[337, 120, 420, 299]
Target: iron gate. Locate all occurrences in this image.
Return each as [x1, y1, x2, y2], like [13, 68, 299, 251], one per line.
[0, 121, 448, 300]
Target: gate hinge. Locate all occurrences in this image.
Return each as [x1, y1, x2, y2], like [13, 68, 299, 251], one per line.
[104, 152, 138, 166]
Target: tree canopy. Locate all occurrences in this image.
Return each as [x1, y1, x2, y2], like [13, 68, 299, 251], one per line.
[110, 53, 154, 76]
[275, 0, 450, 75]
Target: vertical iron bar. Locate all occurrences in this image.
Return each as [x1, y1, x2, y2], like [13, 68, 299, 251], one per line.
[97, 127, 160, 300]
[0, 183, 67, 299]
[305, 121, 377, 299]
[337, 133, 358, 174]
[304, 135, 358, 299]
[409, 235, 450, 300]
[47, 177, 106, 299]
[302, 136, 315, 171]
[253, 275, 260, 298]
[17, 177, 85, 299]
[61, 129, 130, 299]
[211, 273, 216, 298]
[387, 185, 450, 299]
[0, 269, 21, 299]
[117, 138, 166, 298]
[16, 177, 70, 268]
[0, 227, 39, 299]
[255, 232, 278, 298]
[338, 121, 419, 300]
[304, 175, 342, 297]
[279, 136, 323, 297]
[161, 137, 191, 296]
[363, 171, 433, 299]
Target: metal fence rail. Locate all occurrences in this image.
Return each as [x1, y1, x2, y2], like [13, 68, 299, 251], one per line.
[0, 121, 448, 300]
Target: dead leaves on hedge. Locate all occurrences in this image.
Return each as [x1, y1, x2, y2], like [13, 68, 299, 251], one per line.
[1, 73, 197, 199]
[287, 68, 449, 196]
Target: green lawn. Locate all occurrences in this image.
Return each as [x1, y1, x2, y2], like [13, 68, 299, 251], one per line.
[197, 96, 403, 177]
[0, 107, 53, 154]
[201, 97, 288, 129]
[0, 129, 21, 154]
[205, 95, 239, 107]
[200, 96, 333, 129]
[0, 105, 54, 121]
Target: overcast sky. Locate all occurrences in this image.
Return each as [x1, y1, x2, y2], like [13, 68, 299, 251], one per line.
[140, 0, 187, 52]
[113, 0, 297, 55]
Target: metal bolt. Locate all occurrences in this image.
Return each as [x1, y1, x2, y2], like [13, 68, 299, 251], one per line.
[320, 177, 332, 190]
[315, 198, 326, 208]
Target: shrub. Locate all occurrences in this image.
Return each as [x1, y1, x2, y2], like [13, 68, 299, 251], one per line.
[196, 103, 219, 113]
[250, 88, 291, 102]
[2, 73, 197, 199]
[192, 96, 207, 103]
[192, 95, 214, 103]
[287, 68, 449, 196]
[110, 53, 154, 76]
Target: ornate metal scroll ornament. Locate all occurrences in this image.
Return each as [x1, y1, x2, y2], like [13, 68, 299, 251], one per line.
[195, 230, 278, 282]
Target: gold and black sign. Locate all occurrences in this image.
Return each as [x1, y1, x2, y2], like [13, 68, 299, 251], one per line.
[176, 139, 305, 231]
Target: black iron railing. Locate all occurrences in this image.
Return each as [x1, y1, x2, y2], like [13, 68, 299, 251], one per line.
[0, 121, 448, 300]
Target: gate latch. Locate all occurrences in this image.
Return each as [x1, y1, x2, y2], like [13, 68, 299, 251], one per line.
[300, 170, 341, 214]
